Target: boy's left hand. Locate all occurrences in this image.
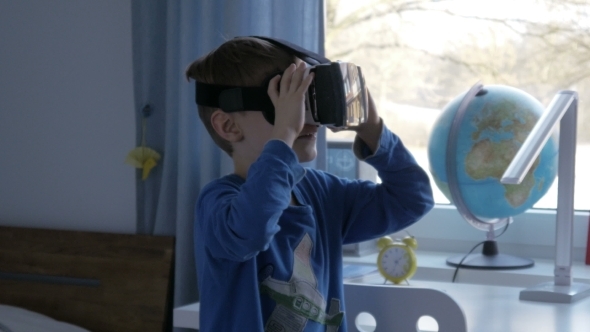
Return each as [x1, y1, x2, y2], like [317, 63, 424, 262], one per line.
[329, 89, 382, 154]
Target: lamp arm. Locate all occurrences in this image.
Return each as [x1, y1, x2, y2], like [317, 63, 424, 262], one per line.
[501, 91, 575, 184]
[501, 90, 578, 286]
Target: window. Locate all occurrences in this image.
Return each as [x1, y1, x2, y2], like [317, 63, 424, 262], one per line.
[326, 0, 590, 257]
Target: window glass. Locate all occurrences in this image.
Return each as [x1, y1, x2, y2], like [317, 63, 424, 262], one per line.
[327, 141, 357, 179]
[325, 0, 590, 211]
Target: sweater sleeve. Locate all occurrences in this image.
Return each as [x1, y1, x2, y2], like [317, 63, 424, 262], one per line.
[336, 123, 435, 244]
[195, 140, 305, 262]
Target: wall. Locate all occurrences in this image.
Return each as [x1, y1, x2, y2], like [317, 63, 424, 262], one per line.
[0, 0, 136, 233]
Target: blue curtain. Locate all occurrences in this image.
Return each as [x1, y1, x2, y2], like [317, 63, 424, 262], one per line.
[131, 0, 325, 329]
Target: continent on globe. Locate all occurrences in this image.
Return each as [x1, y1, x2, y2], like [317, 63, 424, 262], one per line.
[466, 100, 541, 208]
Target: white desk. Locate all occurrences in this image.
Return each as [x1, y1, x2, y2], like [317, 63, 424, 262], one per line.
[344, 251, 590, 332]
[174, 302, 200, 330]
[174, 251, 590, 331]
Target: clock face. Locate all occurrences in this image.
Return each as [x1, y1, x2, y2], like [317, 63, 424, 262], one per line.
[379, 246, 413, 278]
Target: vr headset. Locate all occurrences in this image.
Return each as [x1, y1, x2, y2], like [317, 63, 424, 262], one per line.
[195, 36, 369, 128]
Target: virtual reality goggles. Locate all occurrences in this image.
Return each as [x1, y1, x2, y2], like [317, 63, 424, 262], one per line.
[195, 36, 369, 128]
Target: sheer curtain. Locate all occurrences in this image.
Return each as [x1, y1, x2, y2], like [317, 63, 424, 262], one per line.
[131, 0, 325, 329]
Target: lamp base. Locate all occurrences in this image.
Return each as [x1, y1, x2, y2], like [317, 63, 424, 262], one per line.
[520, 282, 590, 303]
[446, 240, 534, 270]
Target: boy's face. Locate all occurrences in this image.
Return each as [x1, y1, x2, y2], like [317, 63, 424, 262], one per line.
[291, 123, 318, 163]
[234, 111, 318, 163]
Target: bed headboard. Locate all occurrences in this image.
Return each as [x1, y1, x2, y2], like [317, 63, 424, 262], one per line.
[0, 225, 175, 332]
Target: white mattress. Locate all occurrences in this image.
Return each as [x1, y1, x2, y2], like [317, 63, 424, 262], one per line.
[0, 304, 90, 332]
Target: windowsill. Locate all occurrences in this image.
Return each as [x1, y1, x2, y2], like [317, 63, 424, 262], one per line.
[343, 250, 590, 288]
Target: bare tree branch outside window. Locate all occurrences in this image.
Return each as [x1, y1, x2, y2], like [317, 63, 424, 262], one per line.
[325, 0, 590, 210]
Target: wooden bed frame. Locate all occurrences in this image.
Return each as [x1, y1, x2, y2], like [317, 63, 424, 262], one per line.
[0, 225, 175, 332]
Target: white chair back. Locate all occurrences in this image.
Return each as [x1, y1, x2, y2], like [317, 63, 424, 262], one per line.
[344, 282, 467, 332]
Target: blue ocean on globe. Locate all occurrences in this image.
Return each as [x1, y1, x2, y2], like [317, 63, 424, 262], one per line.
[428, 85, 558, 219]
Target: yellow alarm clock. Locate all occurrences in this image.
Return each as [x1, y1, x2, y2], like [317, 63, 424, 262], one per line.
[376, 235, 418, 284]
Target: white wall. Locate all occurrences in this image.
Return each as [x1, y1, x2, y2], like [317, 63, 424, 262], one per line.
[0, 0, 136, 233]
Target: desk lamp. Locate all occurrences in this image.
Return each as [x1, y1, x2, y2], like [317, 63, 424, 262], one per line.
[501, 90, 590, 303]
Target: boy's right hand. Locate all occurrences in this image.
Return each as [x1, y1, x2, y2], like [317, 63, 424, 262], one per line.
[267, 62, 314, 147]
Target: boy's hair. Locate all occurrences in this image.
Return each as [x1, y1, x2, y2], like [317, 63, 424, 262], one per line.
[185, 37, 296, 156]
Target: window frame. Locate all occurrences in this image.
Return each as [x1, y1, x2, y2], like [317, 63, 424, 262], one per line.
[404, 204, 590, 262]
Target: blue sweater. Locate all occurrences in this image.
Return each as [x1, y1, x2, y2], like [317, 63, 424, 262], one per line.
[194, 125, 434, 331]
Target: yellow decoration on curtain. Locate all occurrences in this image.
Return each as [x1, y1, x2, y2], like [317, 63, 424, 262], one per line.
[125, 105, 161, 180]
[125, 146, 161, 180]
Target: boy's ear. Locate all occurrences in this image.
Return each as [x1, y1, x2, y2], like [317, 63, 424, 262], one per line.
[210, 109, 243, 142]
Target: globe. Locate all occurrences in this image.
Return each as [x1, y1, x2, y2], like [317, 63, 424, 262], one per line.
[428, 84, 558, 219]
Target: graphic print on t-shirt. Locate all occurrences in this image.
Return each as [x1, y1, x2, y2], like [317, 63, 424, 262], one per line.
[260, 233, 344, 332]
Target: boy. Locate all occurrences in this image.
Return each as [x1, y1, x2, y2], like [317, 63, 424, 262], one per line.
[186, 37, 434, 331]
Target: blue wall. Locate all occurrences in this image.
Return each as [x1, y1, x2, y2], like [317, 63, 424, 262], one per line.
[0, 0, 136, 233]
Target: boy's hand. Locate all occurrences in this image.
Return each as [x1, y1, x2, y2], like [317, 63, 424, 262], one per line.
[330, 90, 382, 153]
[267, 62, 314, 147]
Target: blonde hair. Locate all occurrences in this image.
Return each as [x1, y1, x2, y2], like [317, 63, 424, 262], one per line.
[185, 37, 295, 155]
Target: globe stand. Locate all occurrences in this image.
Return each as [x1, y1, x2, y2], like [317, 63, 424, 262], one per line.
[444, 82, 535, 271]
[446, 240, 534, 270]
